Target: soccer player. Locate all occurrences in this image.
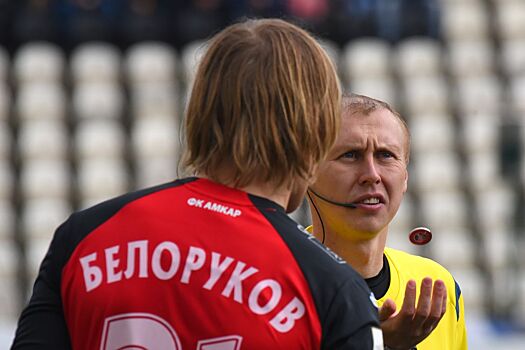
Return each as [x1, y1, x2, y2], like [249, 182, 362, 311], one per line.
[12, 20, 382, 349]
[307, 93, 468, 349]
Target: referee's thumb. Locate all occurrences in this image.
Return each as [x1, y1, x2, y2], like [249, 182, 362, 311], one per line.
[378, 298, 397, 322]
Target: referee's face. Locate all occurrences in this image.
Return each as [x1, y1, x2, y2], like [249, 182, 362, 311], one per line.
[312, 108, 409, 240]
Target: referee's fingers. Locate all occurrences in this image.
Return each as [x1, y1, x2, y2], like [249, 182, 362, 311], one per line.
[422, 279, 446, 331]
[441, 284, 448, 316]
[378, 298, 397, 322]
[413, 277, 433, 325]
[399, 279, 417, 319]
[430, 280, 446, 318]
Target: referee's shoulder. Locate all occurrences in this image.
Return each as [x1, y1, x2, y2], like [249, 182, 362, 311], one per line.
[385, 247, 456, 284]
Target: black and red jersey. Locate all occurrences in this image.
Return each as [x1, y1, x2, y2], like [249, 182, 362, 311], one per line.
[12, 177, 381, 350]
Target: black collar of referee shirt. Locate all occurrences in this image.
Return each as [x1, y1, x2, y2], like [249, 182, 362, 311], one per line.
[365, 254, 391, 300]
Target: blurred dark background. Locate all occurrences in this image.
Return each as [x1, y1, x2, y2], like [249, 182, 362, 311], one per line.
[0, 0, 441, 53]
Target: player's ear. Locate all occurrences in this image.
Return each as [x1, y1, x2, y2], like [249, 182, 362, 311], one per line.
[307, 165, 319, 186]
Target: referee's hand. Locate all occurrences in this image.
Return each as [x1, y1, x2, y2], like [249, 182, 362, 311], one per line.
[378, 277, 447, 350]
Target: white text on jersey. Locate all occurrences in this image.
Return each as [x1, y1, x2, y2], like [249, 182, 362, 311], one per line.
[79, 240, 304, 333]
[187, 197, 242, 217]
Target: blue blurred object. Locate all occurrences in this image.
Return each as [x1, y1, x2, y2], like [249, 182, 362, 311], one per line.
[376, 0, 441, 42]
[55, 0, 126, 50]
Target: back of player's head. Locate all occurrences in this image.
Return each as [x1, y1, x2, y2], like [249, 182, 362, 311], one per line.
[342, 93, 411, 163]
[183, 18, 341, 188]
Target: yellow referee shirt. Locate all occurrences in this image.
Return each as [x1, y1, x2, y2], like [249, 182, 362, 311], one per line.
[381, 247, 467, 349]
[304, 226, 467, 349]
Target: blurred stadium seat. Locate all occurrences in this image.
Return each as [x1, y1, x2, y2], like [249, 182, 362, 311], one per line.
[455, 75, 502, 116]
[135, 158, 178, 189]
[466, 152, 501, 191]
[17, 120, 68, 161]
[500, 39, 525, 76]
[0, 241, 19, 319]
[342, 38, 391, 81]
[181, 40, 207, 86]
[495, 0, 525, 41]
[410, 114, 456, 153]
[431, 227, 476, 268]
[394, 37, 442, 77]
[129, 84, 179, 119]
[349, 77, 397, 106]
[15, 83, 66, 120]
[25, 238, 52, 283]
[419, 191, 469, 230]
[0, 121, 11, 160]
[0, 200, 14, 241]
[402, 76, 450, 115]
[20, 199, 71, 241]
[70, 42, 121, 84]
[76, 159, 129, 209]
[74, 120, 125, 160]
[474, 185, 515, 233]
[412, 152, 463, 192]
[460, 114, 499, 154]
[13, 42, 64, 84]
[131, 117, 179, 159]
[19, 159, 70, 201]
[0, 162, 12, 201]
[0, 46, 8, 83]
[447, 40, 495, 78]
[72, 82, 124, 120]
[509, 75, 525, 116]
[441, 0, 490, 41]
[125, 41, 177, 86]
[0, 84, 10, 121]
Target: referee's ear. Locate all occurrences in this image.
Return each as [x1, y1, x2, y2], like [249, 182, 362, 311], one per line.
[403, 168, 408, 193]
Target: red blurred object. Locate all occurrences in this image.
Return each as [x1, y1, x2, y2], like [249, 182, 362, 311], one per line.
[409, 227, 432, 245]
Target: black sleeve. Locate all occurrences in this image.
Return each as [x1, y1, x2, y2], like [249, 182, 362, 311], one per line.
[249, 198, 382, 350]
[11, 220, 73, 350]
[322, 277, 382, 350]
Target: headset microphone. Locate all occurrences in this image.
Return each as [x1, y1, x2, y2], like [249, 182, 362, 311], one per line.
[308, 188, 432, 247]
[307, 188, 357, 244]
[308, 188, 358, 208]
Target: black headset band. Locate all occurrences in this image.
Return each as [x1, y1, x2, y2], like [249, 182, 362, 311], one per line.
[308, 188, 357, 208]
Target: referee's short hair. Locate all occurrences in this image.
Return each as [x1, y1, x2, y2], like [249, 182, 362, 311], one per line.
[183, 18, 341, 188]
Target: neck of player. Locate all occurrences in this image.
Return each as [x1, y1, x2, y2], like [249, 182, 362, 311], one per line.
[199, 168, 293, 211]
[315, 224, 388, 279]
